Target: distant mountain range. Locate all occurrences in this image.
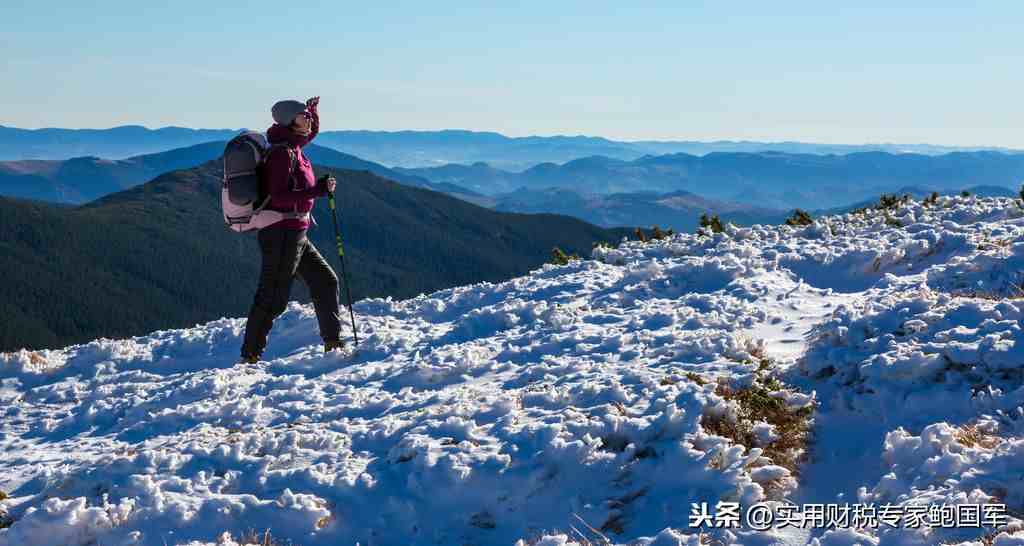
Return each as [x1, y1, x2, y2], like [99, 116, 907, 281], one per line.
[446, 184, 1021, 232]
[318, 131, 1024, 171]
[471, 188, 785, 230]
[3, 125, 1018, 170]
[0, 125, 239, 161]
[8, 137, 1024, 228]
[400, 151, 1024, 209]
[0, 161, 628, 352]
[0, 140, 459, 204]
[0, 139, 784, 232]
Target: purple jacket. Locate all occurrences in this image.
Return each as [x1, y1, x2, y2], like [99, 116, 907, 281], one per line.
[263, 110, 324, 230]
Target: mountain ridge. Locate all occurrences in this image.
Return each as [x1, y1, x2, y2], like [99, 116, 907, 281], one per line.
[3, 124, 1019, 168]
[400, 150, 1024, 209]
[0, 161, 628, 351]
[0, 141, 446, 204]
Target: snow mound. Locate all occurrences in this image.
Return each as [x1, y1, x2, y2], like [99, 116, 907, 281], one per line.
[3, 195, 1024, 545]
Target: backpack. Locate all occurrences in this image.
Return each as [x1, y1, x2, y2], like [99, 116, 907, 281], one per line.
[221, 131, 308, 232]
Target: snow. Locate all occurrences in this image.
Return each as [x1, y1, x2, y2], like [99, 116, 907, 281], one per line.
[3, 195, 1024, 545]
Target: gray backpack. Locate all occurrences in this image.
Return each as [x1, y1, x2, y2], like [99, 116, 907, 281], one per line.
[221, 131, 308, 232]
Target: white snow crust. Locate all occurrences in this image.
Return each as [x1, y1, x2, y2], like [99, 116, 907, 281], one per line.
[4, 194, 1024, 545]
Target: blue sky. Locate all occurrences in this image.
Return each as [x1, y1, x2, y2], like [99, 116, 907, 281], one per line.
[3, 1, 1021, 146]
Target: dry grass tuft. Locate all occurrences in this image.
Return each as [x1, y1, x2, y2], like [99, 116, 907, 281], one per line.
[956, 282, 1024, 301]
[551, 247, 581, 266]
[955, 424, 1002, 450]
[233, 529, 291, 546]
[701, 351, 814, 477]
[698, 532, 730, 546]
[942, 531, 1000, 545]
[0, 490, 10, 530]
[785, 209, 814, 227]
[702, 381, 813, 474]
[648, 226, 674, 240]
[698, 213, 725, 234]
[686, 372, 708, 386]
[0, 350, 47, 367]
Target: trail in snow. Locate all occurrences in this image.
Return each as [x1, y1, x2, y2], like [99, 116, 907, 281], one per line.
[4, 195, 1024, 546]
[740, 277, 883, 506]
[738, 278, 889, 546]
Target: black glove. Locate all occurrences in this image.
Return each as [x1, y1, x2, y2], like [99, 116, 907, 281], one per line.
[316, 174, 334, 195]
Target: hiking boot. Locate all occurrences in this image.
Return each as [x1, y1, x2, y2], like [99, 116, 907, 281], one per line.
[324, 340, 345, 353]
[240, 352, 261, 364]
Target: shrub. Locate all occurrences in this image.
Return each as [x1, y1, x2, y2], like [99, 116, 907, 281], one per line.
[700, 349, 814, 479]
[702, 379, 813, 476]
[551, 247, 580, 265]
[644, 226, 674, 241]
[699, 213, 725, 234]
[877, 193, 911, 211]
[884, 213, 902, 228]
[686, 372, 707, 386]
[784, 209, 813, 227]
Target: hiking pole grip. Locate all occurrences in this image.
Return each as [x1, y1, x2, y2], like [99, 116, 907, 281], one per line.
[327, 189, 360, 347]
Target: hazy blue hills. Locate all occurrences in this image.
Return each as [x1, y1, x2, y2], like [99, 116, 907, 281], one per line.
[0, 125, 239, 160]
[483, 184, 1020, 232]
[0, 126, 644, 168]
[284, 131, 1024, 170]
[0, 140, 443, 204]
[7, 132, 1022, 234]
[3, 125, 1018, 170]
[0, 161, 628, 352]
[627, 140, 1020, 157]
[401, 151, 1024, 209]
[488, 187, 787, 230]
[312, 130, 644, 170]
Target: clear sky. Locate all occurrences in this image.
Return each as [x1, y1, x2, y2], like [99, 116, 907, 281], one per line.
[2, 1, 1021, 146]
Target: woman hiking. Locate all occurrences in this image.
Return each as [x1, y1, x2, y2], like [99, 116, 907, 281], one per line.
[240, 96, 345, 363]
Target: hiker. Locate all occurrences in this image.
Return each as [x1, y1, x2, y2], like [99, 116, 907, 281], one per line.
[239, 96, 345, 363]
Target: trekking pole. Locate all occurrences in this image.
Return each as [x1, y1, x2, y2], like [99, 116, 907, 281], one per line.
[327, 185, 360, 347]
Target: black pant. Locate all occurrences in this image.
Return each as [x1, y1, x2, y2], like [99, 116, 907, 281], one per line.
[241, 227, 342, 357]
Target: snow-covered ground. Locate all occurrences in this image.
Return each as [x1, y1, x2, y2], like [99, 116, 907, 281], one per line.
[4, 195, 1024, 545]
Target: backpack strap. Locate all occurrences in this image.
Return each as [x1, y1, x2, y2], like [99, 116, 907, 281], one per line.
[247, 196, 310, 224]
[252, 195, 273, 214]
[267, 143, 300, 191]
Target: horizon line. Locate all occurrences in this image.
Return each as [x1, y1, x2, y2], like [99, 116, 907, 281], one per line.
[1, 123, 1021, 152]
